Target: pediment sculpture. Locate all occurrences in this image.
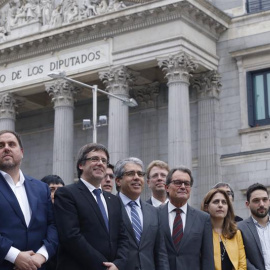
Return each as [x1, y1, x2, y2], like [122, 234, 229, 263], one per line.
[0, 0, 130, 43]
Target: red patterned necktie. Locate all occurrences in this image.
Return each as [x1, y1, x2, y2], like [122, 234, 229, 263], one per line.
[172, 208, 183, 251]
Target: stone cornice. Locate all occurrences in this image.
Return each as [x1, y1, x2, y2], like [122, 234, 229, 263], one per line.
[0, 0, 229, 65]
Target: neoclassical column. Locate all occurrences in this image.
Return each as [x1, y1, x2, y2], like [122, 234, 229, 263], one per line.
[192, 70, 222, 200]
[99, 66, 138, 165]
[158, 52, 197, 169]
[0, 93, 18, 131]
[46, 80, 79, 184]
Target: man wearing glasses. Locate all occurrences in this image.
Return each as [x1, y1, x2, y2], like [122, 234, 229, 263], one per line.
[115, 157, 169, 270]
[101, 163, 115, 193]
[212, 182, 243, 222]
[159, 166, 215, 270]
[146, 160, 169, 207]
[54, 143, 129, 270]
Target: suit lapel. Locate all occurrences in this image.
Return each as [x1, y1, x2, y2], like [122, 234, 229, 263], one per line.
[0, 173, 26, 226]
[24, 176, 38, 228]
[140, 201, 149, 244]
[77, 180, 108, 233]
[246, 216, 264, 256]
[160, 203, 175, 250]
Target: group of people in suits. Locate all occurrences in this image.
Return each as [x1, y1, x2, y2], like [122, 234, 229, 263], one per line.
[0, 129, 269, 270]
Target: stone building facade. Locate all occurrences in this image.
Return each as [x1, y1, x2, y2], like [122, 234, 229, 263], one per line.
[0, 0, 269, 218]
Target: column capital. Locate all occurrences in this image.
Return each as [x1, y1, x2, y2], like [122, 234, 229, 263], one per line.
[191, 70, 222, 99]
[0, 93, 22, 120]
[99, 66, 139, 95]
[45, 80, 80, 107]
[158, 52, 198, 84]
[131, 82, 160, 110]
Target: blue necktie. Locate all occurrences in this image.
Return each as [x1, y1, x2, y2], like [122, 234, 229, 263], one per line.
[93, 189, 109, 231]
[128, 201, 142, 244]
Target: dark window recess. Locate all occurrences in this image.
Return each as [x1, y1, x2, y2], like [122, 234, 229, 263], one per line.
[246, 0, 270, 13]
[247, 69, 270, 127]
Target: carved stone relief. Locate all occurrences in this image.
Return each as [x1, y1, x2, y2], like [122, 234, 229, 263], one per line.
[0, 0, 130, 42]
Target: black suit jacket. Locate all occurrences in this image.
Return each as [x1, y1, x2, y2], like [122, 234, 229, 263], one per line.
[54, 180, 129, 270]
[159, 203, 215, 270]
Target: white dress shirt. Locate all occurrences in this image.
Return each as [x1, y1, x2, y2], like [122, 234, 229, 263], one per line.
[252, 216, 270, 270]
[167, 201, 187, 235]
[119, 192, 143, 227]
[0, 170, 48, 264]
[80, 178, 109, 218]
[151, 196, 169, 207]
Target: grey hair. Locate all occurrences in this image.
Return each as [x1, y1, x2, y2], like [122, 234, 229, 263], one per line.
[166, 165, 194, 187]
[212, 182, 234, 200]
[114, 157, 144, 179]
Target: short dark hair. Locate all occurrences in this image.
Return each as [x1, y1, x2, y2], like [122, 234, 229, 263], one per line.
[0, 130, 23, 149]
[166, 166, 194, 187]
[76, 143, 109, 178]
[107, 163, 114, 171]
[212, 182, 234, 200]
[41, 175, 65, 186]
[246, 183, 268, 202]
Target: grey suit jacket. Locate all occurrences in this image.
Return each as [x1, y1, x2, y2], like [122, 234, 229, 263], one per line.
[159, 203, 215, 270]
[120, 198, 169, 270]
[238, 217, 265, 270]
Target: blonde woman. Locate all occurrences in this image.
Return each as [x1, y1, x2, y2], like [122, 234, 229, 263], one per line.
[201, 189, 246, 270]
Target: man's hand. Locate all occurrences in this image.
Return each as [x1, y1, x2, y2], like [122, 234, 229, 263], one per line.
[14, 251, 37, 270]
[31, 253, 46, 268]
[103, 262, 119, 270]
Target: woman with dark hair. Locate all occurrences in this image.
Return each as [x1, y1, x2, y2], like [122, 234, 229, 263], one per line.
[201, 189, 246, 270]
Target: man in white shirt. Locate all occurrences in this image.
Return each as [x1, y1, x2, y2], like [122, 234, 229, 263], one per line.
[146, 160, 169, 207]
[238, 183, 270, 270]
[0, 130, 58, 270]
[115, 157, 169, 270]
[54, 143, 129, 270]
[158, 166, 214, 270]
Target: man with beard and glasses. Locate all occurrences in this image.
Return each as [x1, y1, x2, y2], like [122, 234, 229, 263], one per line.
[238, 183, 270, 270]
[0, 130, 58, 270]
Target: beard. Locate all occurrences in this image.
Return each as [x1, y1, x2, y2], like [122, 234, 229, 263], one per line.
[250, 207, 269, 219]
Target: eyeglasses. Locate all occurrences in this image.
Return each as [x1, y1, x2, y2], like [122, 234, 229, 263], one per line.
[150, 173, 167, 179]
[123, 170, 146, 177]
[106, 174, 115, 180]
[83, 156, 108, 165]
[170, 180, 192, 187]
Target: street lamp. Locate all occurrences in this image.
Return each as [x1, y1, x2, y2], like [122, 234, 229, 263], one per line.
[48, 71, 138, 143]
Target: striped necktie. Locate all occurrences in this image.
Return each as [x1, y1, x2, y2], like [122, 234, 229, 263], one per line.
[128, 201, 142, 244]
[172, 208, 183, 251]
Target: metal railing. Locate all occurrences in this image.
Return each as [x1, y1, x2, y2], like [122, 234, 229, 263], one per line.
[246, 0, 270, 13]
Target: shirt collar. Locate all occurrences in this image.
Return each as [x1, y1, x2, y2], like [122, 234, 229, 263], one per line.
[151, 196, 169, 207]
[168, 201, 187, 214]
[80, 178, 102, 193]
[0, 170, 25, 186]
[251, 215, 270, 228]
[119, 192, 141, 208]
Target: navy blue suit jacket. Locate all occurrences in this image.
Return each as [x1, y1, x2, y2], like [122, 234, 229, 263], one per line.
[0, 173, 58, 270]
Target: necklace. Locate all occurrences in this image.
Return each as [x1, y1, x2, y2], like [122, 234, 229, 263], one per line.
[219, 235, 227, 261]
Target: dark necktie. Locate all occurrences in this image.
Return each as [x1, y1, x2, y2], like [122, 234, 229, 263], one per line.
[172, 208, 183, 251]
[128, 201, 142, 244]
[93, 189, 109, 231]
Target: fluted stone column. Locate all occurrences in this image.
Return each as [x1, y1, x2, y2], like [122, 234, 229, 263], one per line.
[0, 93, 18, 131]
[192, 70, 222, 201]
[158, 52, 197, 170]
[46, 80, 79, 184]
[99, 66, 138, 165]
